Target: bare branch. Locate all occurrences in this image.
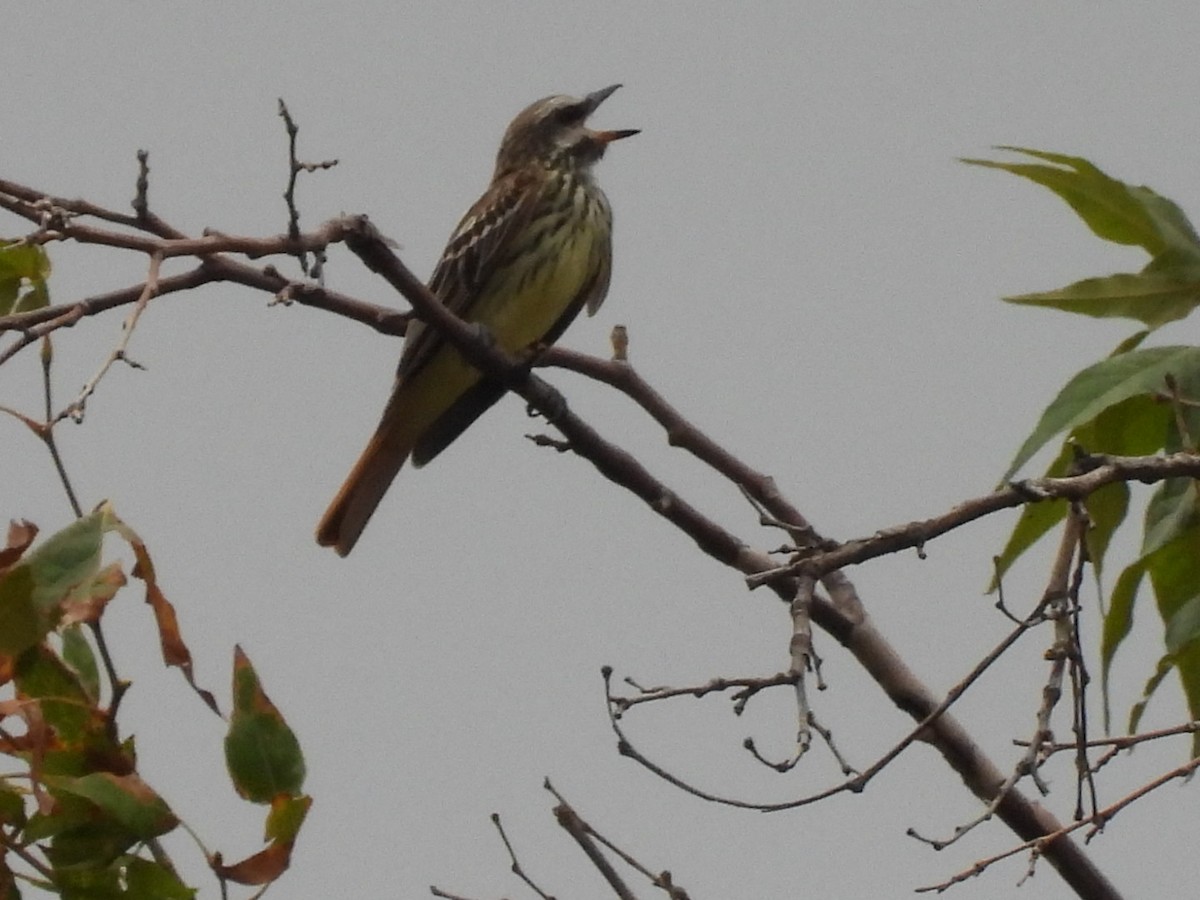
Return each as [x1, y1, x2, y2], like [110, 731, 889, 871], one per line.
[917, 754, 1200, 893]
[59, 252, 161, 424]
[277, 98, 339, 277]
[747, 452, 1200, 587]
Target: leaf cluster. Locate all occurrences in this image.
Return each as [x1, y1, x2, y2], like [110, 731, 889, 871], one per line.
[969, 149, 1200, 744]
[0, 510, 308, 898]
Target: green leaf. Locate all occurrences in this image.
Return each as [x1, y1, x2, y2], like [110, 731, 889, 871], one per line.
[15, 645, 92, 745]
[1068, 394, 1159, 582]
[60, 625, 101, 703]
[989, 499, 1067, 594]
[224, 646, 305, 803]
[24, 511, 106, 614]
[0, 565, 43, 656]
[1128, 653, 1174, 734]
[51, 862, 124, 897]
[1142, 478, 1200, 556]
[991, 394, 1165, 590]
[0, 241, 51, 281]
[1101, 552, 1149, 700]
[1108, 520, 1200, 753]
[0, 242, 51, 316]
[1084, 481, 1129, 582]
[1002, 345, 1200, 479]
[1164, 593, 1200, 654]
[0, 782, 27, 828]
[1004, 264, 1200, 330]
[121, 857, 195, 899]
[1112, 330, 1151, 355]
[963, 147, 1200, 256]
[14, 645, 129, 778]
[0, 276, 18, 315]
[47, 773, 177, 840]
[265, 793, 311, 843]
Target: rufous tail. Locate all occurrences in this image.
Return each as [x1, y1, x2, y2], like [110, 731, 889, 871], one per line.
[316, 396, 418, 556]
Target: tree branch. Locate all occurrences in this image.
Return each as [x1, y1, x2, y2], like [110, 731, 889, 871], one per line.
[339, 218, 1121, 899]
[0, 178, 1136, 897]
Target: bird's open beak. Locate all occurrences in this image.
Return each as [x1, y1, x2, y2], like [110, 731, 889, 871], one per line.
[593, 128, 640, 144]
[583, 85, 639, 143]
[584, 84, 624, 112]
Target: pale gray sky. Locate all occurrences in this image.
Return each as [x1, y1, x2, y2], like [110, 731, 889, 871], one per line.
[6, 4, 1198, 897]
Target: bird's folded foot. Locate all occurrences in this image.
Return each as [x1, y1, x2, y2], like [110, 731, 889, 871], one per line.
[527, 385, 568, 424]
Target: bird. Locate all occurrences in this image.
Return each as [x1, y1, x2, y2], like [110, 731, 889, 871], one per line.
[316, 85, 638, 556]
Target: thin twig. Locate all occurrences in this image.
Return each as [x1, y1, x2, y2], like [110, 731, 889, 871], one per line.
[916, 754, 1200, 893]
[58, 252, 161, 423]
[746, 452, 1200, 587]
[490, 813, 554, 900]
[277, 99, 338, 278]
[38, 336, 82, 516]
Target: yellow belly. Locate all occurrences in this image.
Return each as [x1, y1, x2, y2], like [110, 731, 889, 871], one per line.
[473, 219, 599, 351]
[396, 221, 602, 441]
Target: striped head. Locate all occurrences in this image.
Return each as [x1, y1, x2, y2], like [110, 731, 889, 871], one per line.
[494, 85, 639, 177]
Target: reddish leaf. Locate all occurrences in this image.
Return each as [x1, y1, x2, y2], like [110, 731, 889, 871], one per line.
[114, 517, 219, 716]
[0, 520, 37, 571]
[212, 795, 310, 886]
[60, 561, 126, 626]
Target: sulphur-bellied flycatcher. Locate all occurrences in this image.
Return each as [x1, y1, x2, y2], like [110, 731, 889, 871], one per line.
[317, 85, 637, 555]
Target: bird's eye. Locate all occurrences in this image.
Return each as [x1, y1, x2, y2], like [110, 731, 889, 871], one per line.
[554, 102, 587, 125]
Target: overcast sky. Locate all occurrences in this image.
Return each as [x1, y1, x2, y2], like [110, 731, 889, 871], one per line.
[6, 4, 1199, 898]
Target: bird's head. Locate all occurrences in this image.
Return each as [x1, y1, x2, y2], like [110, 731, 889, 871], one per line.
[495, 84, 639, 175]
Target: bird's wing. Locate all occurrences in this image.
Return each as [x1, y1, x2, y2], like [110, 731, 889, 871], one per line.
[396, 167, 544, 381]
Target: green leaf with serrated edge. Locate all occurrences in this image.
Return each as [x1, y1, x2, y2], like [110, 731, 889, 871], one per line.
[60, 625, 101, 703]
[1005, 265, 1200, 330]
[963, 148, 1200, 255]
[1002, 346, 1200, 480]
[225, 647, 305, 803]
[47, 773, 177, 840]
